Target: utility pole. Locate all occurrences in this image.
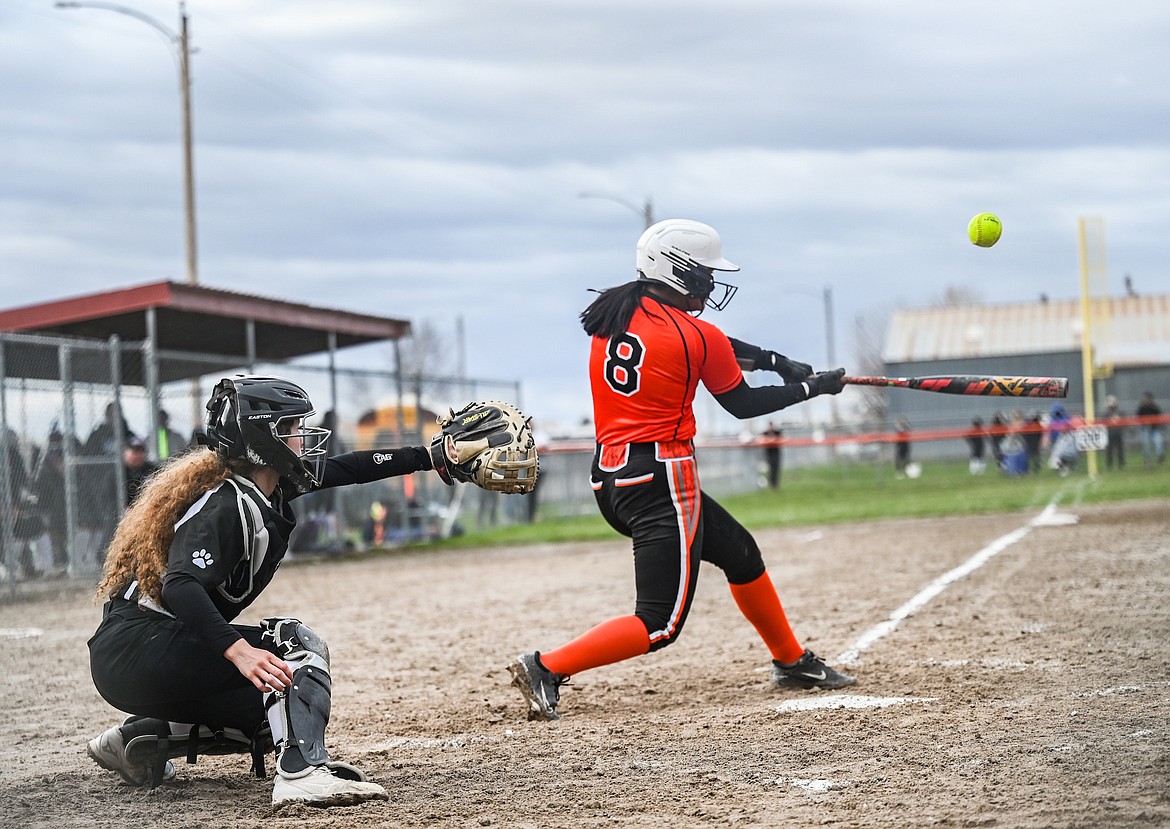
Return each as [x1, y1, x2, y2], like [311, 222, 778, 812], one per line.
[178, 3, 197, 285]
[824, 284, 838, 426]
[57, 1, 198, 284]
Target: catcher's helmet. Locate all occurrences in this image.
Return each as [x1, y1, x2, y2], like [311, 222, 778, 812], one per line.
[205, 375, 330, 492]
[635, 219, 739, 311]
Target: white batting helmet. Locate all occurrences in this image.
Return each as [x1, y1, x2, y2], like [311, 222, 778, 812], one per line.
[635, 219, 740, 310]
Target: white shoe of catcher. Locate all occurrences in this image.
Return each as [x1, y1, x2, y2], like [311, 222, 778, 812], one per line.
[272, 765, 389, 808]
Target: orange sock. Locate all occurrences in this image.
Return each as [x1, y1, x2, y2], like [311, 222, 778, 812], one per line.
[539, 615, 651, 676]
[728, 572, 805, 664]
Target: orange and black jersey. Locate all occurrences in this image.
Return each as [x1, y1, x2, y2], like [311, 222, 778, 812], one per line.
[590, 296, 815, 445]
[590, 296, 743, 445]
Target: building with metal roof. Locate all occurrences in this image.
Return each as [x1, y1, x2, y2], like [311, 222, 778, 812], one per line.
[877, 293, 1170, 454]
[883, 294, 1170, 369]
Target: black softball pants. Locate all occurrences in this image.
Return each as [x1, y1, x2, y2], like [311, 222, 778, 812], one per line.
[592, 441, 766, 652]
[88, 597, 274, 732]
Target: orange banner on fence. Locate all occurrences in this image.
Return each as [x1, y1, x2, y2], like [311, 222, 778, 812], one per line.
[537, 414, 1170, 454]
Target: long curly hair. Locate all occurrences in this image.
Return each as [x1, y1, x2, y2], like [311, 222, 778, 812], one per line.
[95, 447, 241, 603]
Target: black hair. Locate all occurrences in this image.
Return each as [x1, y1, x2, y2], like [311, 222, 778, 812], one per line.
[581, 281, 670, 339]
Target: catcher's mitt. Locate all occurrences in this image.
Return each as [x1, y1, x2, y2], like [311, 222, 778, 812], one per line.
[429, 401, 539, 494]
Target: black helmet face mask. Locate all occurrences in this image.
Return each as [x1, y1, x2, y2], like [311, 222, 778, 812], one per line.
[662, 249, 739, 311]
[270, 414, 331, 490]
[205, 376, 331, 492]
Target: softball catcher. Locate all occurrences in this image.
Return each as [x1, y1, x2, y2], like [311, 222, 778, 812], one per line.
[86, 375, 535, 806]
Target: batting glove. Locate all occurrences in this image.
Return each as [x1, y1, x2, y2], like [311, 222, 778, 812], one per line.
[767, 353, 813, 383]
[804, 368, 846, 398]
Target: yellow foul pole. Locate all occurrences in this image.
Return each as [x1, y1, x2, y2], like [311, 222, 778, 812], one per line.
[1076, 217, 1098, 479]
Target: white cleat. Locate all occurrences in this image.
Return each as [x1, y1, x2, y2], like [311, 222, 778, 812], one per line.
[272, 765, 389, 808]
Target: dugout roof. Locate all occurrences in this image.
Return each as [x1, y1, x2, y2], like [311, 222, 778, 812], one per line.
[0, 280, 411, 385]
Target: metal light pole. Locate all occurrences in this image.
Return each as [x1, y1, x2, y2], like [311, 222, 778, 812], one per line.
[578, 192, 655, 229]
[56, 0, 199, 286]
[790, 284, 839, 426]
[823, 284, 839, 426]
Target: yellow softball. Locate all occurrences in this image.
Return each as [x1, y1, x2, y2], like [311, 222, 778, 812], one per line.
[968, 213, 1002, 247]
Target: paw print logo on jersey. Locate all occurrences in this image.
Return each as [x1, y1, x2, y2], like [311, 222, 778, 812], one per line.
[191, 549, 214, 569]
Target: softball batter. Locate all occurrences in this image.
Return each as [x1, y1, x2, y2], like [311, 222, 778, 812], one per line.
[509, 219, 855, 721]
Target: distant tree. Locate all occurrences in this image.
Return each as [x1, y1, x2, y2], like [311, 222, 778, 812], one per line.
[850, 309, 891, 428]
[392, 318, 459, 415]
[932, 286, 983, 307]
[846, 288, 980, 428]
[397, 319, 453, 381]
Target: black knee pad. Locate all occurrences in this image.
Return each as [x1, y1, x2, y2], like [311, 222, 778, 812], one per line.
[260, 616, 330, 667]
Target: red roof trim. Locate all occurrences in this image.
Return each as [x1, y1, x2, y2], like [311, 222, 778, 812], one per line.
[0, 280, 409, 339]
[0, 282, 175, 331]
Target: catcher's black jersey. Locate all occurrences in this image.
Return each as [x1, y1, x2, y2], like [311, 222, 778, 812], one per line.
[124, 448, 431, 655]
[165, 475, 293, 620]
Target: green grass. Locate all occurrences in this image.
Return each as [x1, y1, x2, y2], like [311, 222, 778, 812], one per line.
[424, 459, 1169, 550]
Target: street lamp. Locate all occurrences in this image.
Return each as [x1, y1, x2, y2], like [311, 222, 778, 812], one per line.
[790, 284, 838, 425]
[578, 192, 655, 229]
[56, 0, 198, 286]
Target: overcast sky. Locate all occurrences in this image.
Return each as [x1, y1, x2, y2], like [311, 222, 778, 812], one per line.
[2, 0, 1168, 436]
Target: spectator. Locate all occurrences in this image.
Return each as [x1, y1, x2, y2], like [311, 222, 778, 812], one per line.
[1001, 410, 1028, 476]
[31, 427, 75, 574]
[0, 426, 38, 579]
[78, 403, 134, 566]
[1022, 413, 1045, 474]
[86, 402, 137, 456]
[1047, 404, 1077, 476]
[155, 409, 189, 460]
[1136, 391, 1165, 467]
[893, 418, 911, 478]
[366, 500, 388, 546]
[1102, 395, 1126, 470]
[123, 436, 159, 506]
[966, 417, 987, 474]
[989, 412, 1007, 470]
[762, 421, 782, 489]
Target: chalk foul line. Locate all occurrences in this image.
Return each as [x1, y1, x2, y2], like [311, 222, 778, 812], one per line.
[835, 496, 1075, 667]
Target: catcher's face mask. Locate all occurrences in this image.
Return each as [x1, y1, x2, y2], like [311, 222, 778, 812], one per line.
[205, 375, 331, 491]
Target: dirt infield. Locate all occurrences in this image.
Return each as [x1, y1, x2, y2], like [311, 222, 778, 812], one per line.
[2, 498, 1167, 828]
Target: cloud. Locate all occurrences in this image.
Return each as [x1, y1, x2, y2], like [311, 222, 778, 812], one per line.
[1, 0, 1167, 432]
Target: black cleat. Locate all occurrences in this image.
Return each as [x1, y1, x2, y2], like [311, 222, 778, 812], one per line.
[508, 651, 568, 721]
[771, 649, 856, 690]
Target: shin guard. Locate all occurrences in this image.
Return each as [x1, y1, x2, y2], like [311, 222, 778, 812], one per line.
[260, 617, 333, 777]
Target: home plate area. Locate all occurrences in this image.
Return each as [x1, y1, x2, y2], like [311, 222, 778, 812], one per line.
[775, 694, 938, 713]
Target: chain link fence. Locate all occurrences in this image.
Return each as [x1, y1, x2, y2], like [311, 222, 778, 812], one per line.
[1, 332, 147, 598]
[0, 331, 523, 601]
